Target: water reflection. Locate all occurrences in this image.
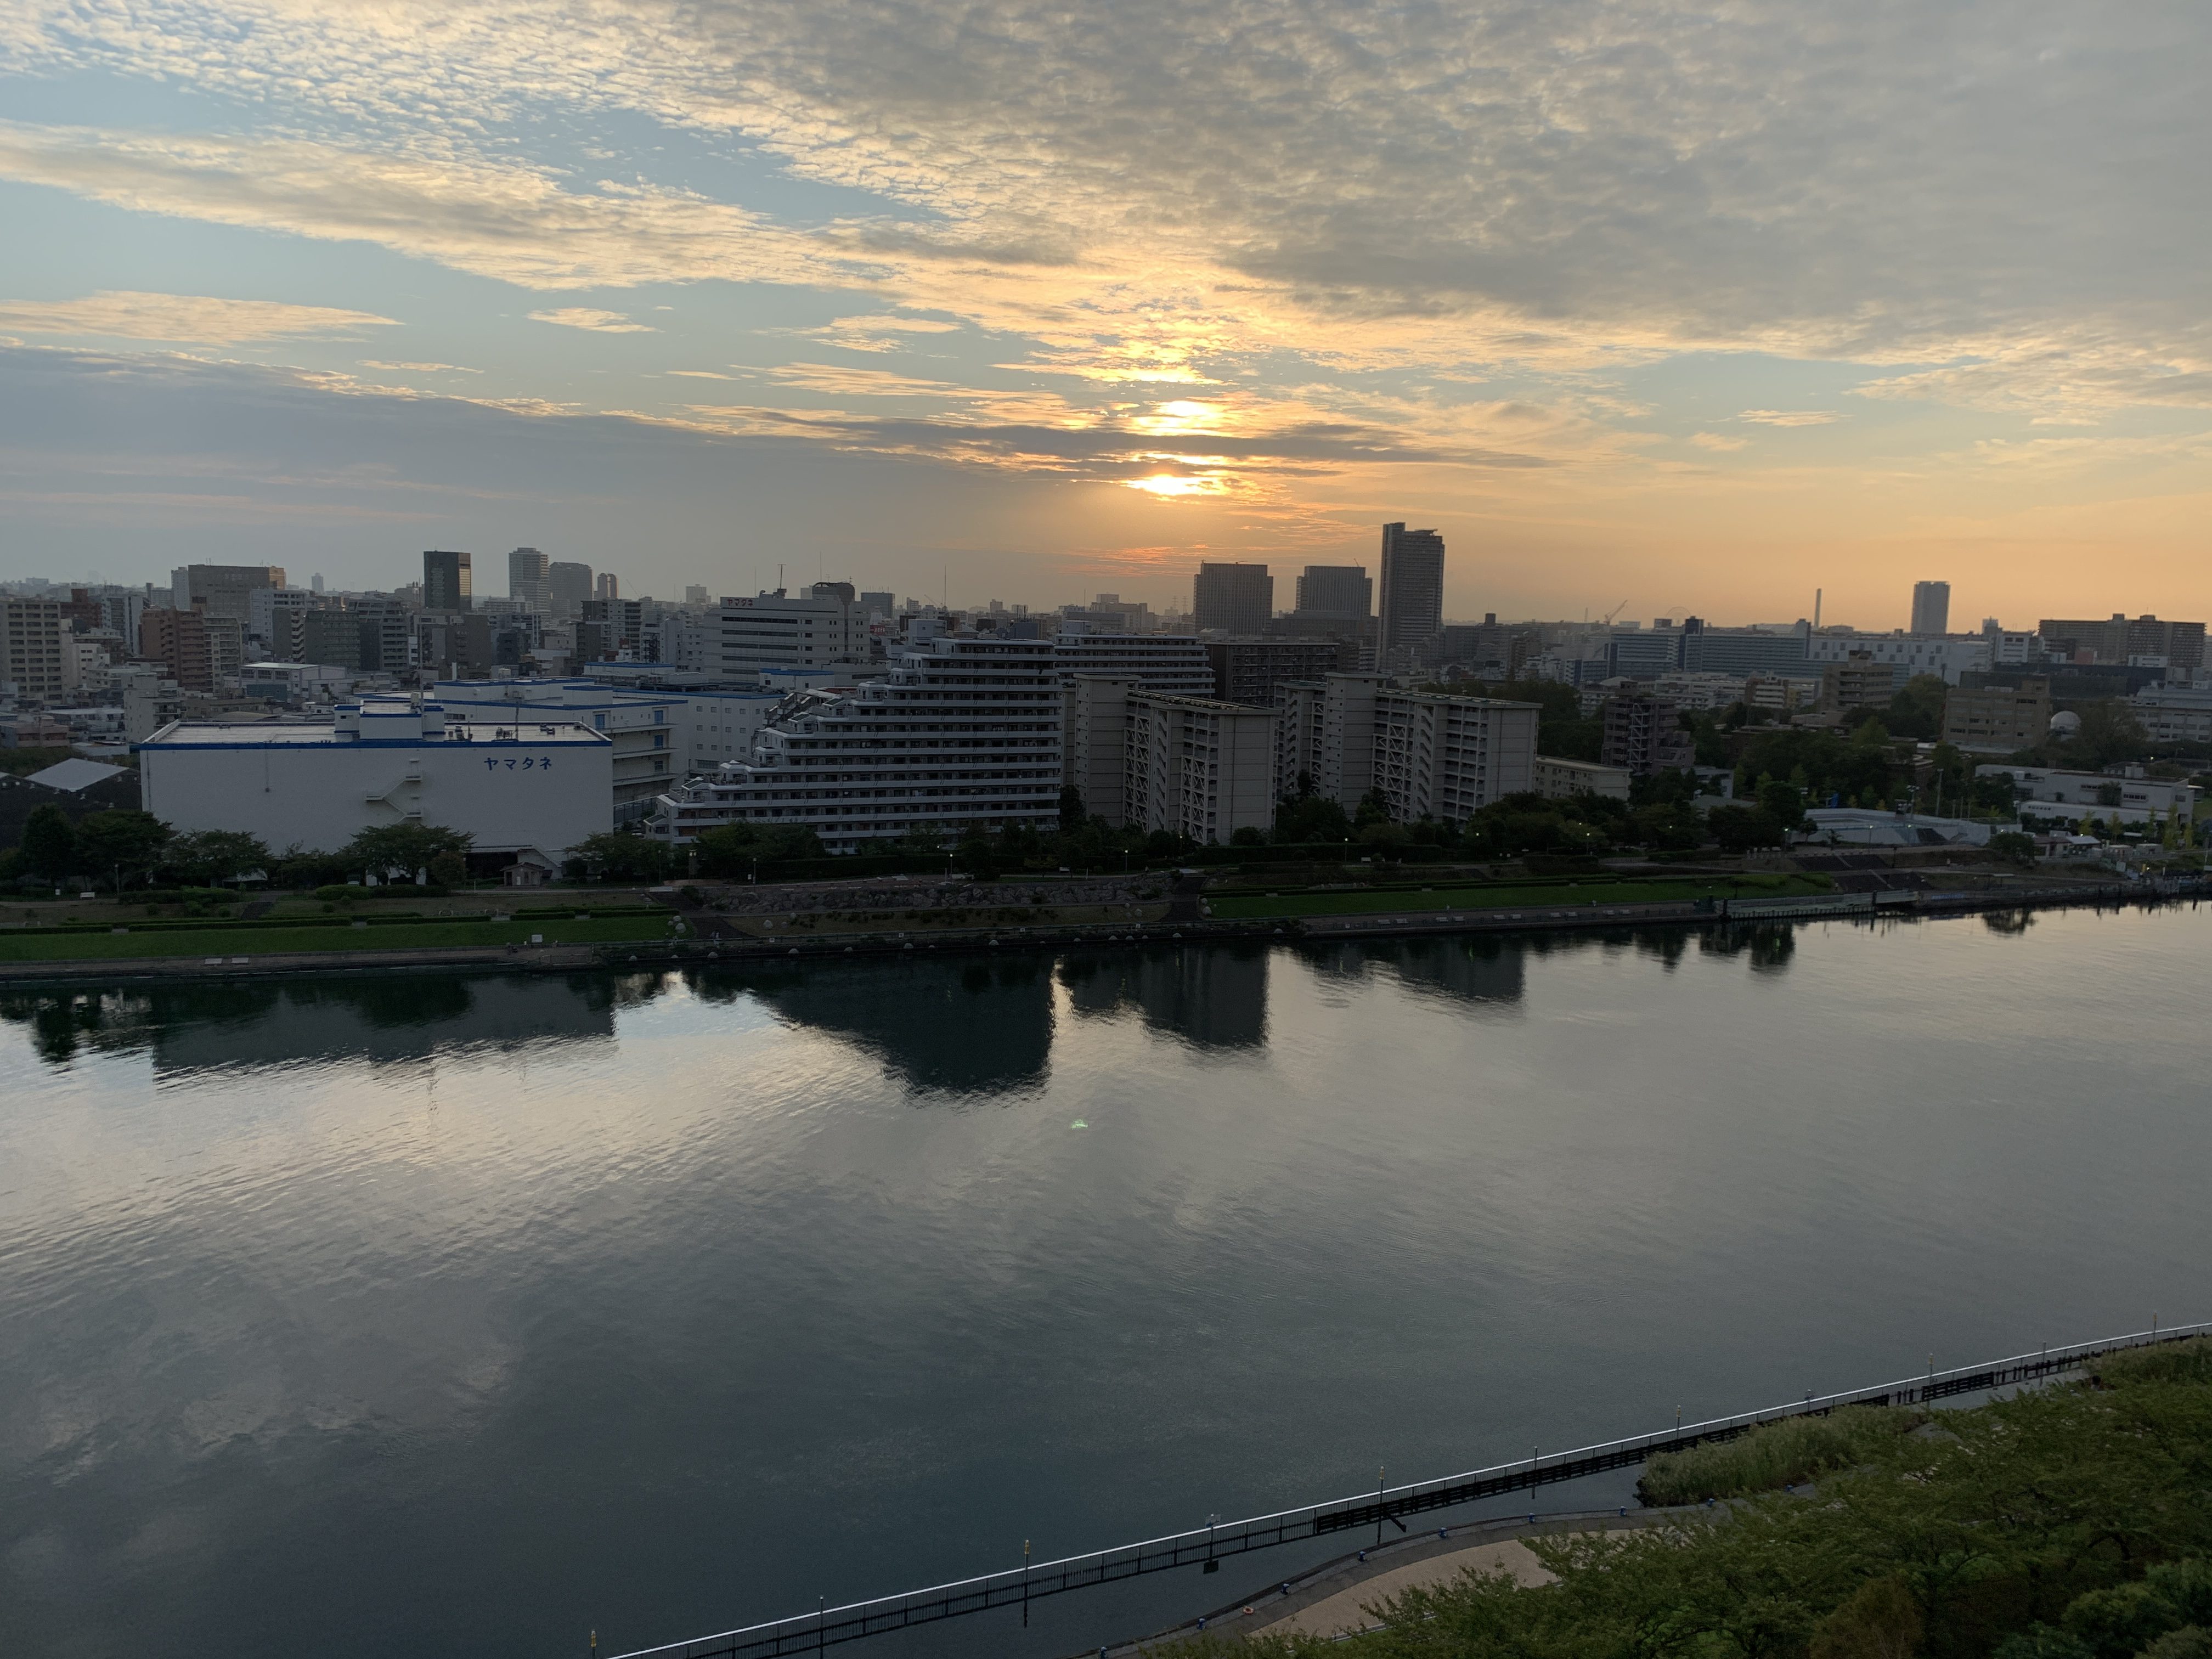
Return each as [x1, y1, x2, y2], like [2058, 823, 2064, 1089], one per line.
[1699, 921, 1798, 973]
[1056, 945, 1269, 1050]
[693, 956, 1055, 1094]
[0, 974, 630, 1071]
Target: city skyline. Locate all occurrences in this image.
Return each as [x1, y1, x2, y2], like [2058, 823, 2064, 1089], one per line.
[3, 5, 2209, 626]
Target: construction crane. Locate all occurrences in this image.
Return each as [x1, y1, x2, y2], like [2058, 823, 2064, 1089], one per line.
[1599, 599, 1629, 625]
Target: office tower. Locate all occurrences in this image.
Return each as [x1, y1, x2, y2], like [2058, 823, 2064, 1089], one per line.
[171, 565, 287, 627]
[312, 573, 325, 594]
[1910, 580, 1951, 636]
[684, 584, 711, 605]
[424, 549, 473, 613]
[1376, 523, 1446, 665]
[717, 584, 867, 675]
[548, 561, 594, 619]
[1294, 565, 1373, 619]
[859, 591, 895, 619]
[510, 548, 551, 611]
[595, 572, 619, 602]
[1193, 562, 1273, 633]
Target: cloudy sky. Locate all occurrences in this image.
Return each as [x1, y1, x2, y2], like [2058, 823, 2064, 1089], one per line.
[2, 1, 2207, 625]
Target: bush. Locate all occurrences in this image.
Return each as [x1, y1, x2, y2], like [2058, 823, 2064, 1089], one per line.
[2097, 1335, 2212, 1390]
[1637, 1405, 1927, 1505]
[314, 884, 364, 901]
[1989, 830, 2038, 867]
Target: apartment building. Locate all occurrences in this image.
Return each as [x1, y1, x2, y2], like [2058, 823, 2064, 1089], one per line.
[140, 606, 244, 694]
[1204, 636, 1355, 707]
[1065, 676, 1276, 840]
[1277, 673, 1537, 821]
[1, 597, 77, 699]
[1600, 693, 1695, 777]
[1050, 631, 1215, 695]
[648, 635, 1064, 849]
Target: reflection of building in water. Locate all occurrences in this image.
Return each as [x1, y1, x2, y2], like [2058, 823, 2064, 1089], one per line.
[1296, 937, 1526, 1007]
[1057, 946, 1268, 1050]
[1, 974, 629, 1071]
[699, 957, 1053, 1096]
[1699, 922, 1797, 974]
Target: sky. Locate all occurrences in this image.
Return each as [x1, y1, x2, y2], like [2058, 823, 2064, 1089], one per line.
[1, 1, 2208, 629]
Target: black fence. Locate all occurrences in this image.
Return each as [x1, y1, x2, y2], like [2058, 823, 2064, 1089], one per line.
[607, 1323, 2205, 1659]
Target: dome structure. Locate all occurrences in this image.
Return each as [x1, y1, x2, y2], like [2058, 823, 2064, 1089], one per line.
[2049, 709, 2082, 737]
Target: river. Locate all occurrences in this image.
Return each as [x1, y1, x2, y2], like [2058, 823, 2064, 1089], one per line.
[3, 905, 2207, 1656]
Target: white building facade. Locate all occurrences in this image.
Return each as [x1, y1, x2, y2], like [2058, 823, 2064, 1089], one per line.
[718, 586, 868, 678]
[1804, 631, 1991, 684]
[1065, 677, 1276, 840]
[1050, 632, 1215, 695]
[432, 678, 686, 820]
[137, 699, 613, 859]
[648, 635, 1064, 850]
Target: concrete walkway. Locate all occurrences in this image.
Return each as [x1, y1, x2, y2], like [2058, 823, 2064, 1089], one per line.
[1245, 1536, 1555, 1640]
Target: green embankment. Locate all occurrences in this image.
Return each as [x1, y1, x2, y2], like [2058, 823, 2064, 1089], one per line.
[1207, 1336, 2212, 1659]
[0, 914, 673, 962]
[1207, 872, 1831, 920]
[1636, 1404, 1928, 1505]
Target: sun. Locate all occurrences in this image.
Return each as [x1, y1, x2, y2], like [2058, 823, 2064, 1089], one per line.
[1124, 473, 1228, 498]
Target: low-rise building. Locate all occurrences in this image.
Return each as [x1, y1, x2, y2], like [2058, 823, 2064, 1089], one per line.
[432, 678, 689, 821]
[1532, 755, 1632, 801]
[2132, 684, 2212, 745]
[1982, 764, 2198, 827]
[137, 699, 612, 864]
[1820, 650, 1899, 713]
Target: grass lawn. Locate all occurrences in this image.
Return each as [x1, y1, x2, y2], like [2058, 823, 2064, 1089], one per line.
[1206, 872, 1831, 919]
[0, 915, 675, 962]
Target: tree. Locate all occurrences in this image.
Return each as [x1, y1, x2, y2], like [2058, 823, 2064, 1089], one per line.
[1882, 674, 1949, 740]
[19, 804, 78, 882]
[1709, 803, 1787, 851]
[1757, 778, 1807, 832]
[165, 828, 271, 888]
[341, 822, 471, 882]
[73, 810, 171, 889]
[570, 827, 678, 884]
[1988, 830, 2038, 867]
[1274, 793, 1351, 844]
[428, 849, 469, 887]
[693, 821, 826, 877]
[1353, 787, 1394, 827]
[1228, 825, 1266, 846]
[2066, 701, 2151, 770]
[1058, 785, 1086, 833]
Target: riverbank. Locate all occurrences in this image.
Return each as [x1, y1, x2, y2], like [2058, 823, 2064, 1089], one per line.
[0, 876, 2194, 988]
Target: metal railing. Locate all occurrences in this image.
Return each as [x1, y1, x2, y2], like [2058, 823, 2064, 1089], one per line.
[607, 1321, 2207, 1658]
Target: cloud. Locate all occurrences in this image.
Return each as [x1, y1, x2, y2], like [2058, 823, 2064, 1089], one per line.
[664, 369, 735, 379]
[528, 308, 654, 332]
[360, 359, 481, 374]
[0, 290, 398, 343]
[1691, 432, 1750, 451]
[770, 314, 966, 353]
[1737, 409, 1847, 427]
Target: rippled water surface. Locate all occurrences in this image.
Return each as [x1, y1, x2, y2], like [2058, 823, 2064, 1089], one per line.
[3, 907, 2209, 1657]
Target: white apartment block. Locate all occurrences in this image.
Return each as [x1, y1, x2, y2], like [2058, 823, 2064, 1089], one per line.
[1805, 631, 1991, 685]
[1532, 756, 1632, 800]
[1051, 631, 1215, 695]
[649, 635, 1063, 850]
[137, 699, 613, 860]
[718, 586, 868, 677]
[1372, 689, 1538, 821]
[1277, 673, 1538, 822]
[1065, 677, 1275, 841]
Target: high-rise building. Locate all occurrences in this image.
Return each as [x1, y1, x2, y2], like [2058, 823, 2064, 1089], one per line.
[1, 597, 77, 699]
[171, 565, 287, 627]
[1600, 693, 1697, 777]
[648, 635, 1064, 850]
[718, 585, 867, 676]
[1293, 565, 1373, 620]
[1204, 636, 1356, 706]
[595, 572, 620, 602]
[859, 591, 896, 619]
[248, 586, 314, 661]
[1376, 523, 1445, 666]
[1064, 676, 1277, 840]
[1910, 580, 1951, 636]
[548, 562, 594, 619]
[684, 584, 712, 606]
[510, 548, 551, 612]
[1193, 562, 1273, 634]
[423, 549, 472, 613]
[1051, 633, 1216, 695]
[1275, 673, 1536, 819]
[139, 606, 244, 693]
[2037, 613, 2205, 672]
